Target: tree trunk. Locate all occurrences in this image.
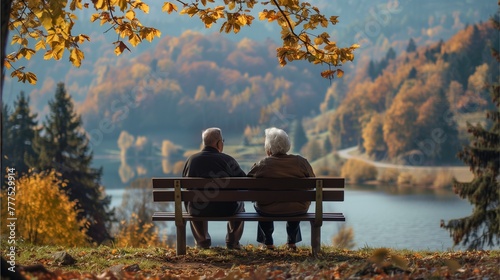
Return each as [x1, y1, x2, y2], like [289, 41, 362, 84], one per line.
[1, 0, 12, 96]
[1, 1, 12, 164]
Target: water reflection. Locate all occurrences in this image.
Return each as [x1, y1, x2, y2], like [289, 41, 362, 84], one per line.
[347, 183, 458, 197]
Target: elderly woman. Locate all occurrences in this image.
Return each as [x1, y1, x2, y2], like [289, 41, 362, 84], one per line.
[247, 127, 316, 250]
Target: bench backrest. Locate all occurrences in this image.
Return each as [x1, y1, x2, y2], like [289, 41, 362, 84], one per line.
[152, 177, 344, 227]
[152, 177, 345, 203]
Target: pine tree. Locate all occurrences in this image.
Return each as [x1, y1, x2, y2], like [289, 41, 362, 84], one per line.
[385, 47, 396, 61]
[441, 14, 500, 250]
[32, 83, 113, 244]
[406, 38, 417, 53]
[368, 60, 377, 80]
[291, 119, 308, 153]
[6, 91, 38, 176]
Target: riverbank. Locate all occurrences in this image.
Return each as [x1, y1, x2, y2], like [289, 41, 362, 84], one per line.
[312, 146, 473, 183]
[5, 243, 499, 279]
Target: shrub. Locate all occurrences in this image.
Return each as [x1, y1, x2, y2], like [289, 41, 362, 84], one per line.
[378, 168, 400, 184]
[115, 213, 168, 248]
[332, 224, 356, 249]
[1, 170, 88, 246]
[433, 171, 454, 188]
[340, 159, 377, 184]
[413, 172, 435, 187]
[397, 172, 414, 186]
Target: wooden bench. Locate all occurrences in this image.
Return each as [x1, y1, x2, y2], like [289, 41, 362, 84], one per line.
[152, 177, 345, 256]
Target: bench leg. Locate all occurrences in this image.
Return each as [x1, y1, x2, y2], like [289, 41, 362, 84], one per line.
[176, 222, 187, 255]
[310, 222, 321, 257]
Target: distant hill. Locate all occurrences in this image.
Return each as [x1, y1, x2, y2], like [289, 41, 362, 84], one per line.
[317, 20, 498, 165]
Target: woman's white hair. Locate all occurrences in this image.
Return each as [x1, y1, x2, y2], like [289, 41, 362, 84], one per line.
[264, 127, 291, 155]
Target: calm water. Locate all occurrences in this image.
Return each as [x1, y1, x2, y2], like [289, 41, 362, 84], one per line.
[106, 179, 474, 251]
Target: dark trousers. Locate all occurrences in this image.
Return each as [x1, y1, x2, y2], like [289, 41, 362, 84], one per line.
[186, 201, 245, 248]
[255, 207, 303, 245]
[257, 220, 302, 245]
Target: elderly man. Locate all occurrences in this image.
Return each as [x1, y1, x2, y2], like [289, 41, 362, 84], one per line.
[182, 127, 245, 249]
[247, 127, 315, 250]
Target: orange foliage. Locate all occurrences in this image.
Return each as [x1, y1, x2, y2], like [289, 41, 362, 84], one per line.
[1, 170, 88, 246]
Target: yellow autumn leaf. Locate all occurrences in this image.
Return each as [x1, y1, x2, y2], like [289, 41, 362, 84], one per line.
[219, 22, 227, 33]
[70, 48, 84, 67]
[140, 28, 161, 42]
[203, 17, 214, 28]
[137, 2, 150, 13]
[70, 0, 82, 10]
[129, 33, 141, 47]
[228, 1, 235, 10]
[314, 37, 323, 45]
[40, 11, 53, 30]
[337, 69, 344, 78]
[94, 0, 105, 9]
[90, 13, 100, 22]
[51, 42, 65, 60]
[180, 6, 198, 17]
[43, 50, 53, 60]
[258, 11, 268, 21]
[10, 69, 22, 79]
[351, 43, 361, 49]
[321, 19, 328, 28]
[117, 0, 128, 11]
[162, 2, 178, 14]
[238, 15, 247, 25]
[233, 23, 241, 34]
[330, 16, 339, 25]
[126, 10, 135, 20]
[23, 48, 36, 60]
[114, 41, 130, 55]
[26, 72, 37, 85]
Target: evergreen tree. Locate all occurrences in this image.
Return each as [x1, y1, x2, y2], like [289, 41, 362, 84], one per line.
[408, 67, 417, 79]
[368, 60, 377, 80]
[323, 136, 332, 153]
[6, 91, 38, 176]
[406, 38, 417, 53]
[441, 15, 500, 250]
[291, 119, 308, 153]
[32, 83, 113, 244]
[385, 47, 396, 61]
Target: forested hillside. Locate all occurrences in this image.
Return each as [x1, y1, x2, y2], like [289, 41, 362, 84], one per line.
[321, 21, 498, 165]
[79, 31, 328, 139]
[2, 0, 496, 156]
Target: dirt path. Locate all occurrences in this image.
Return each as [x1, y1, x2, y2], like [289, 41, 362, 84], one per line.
[336, 146, 473, 182]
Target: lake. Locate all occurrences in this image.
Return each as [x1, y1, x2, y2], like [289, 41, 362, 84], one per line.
[99, 157, 475, 251]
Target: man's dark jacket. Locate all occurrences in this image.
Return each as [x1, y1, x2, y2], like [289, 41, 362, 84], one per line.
[182, 146, 246, 216]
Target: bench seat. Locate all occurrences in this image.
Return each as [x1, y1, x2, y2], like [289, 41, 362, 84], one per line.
[152, 212, 346, 222]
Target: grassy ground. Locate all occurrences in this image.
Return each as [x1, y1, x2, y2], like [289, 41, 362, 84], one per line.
[3, 242, 499, 279]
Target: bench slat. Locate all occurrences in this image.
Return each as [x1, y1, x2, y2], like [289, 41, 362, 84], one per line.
[152, 212, 346, 222]
[153, 190, 344, 202]
[152, 177, 345, 189]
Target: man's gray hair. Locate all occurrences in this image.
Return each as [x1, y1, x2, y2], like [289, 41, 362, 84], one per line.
[265, 127, 291, 155]
[202, 127, 223, 146]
